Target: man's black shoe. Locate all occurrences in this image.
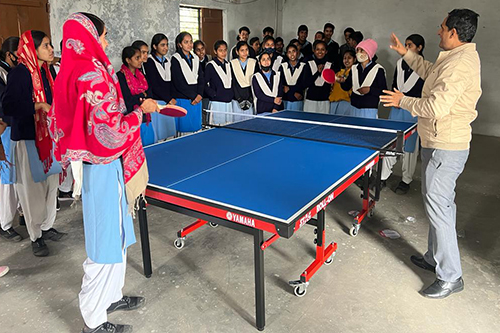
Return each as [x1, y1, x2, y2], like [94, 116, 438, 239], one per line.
[394, 181, 410, 195]
[410, 255, 436, 273]
[42, 228, 67, 241]
[421, 277, 464, 299]
[0, 227, 23, 242]
[82, 322, 133, 333]
[32, 238, 49, 257]
[107, 296, 145, 314]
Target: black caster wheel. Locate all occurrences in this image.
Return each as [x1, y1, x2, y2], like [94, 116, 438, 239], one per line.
[324, 253, 336, 265]
[173, 238, 185, 249]
[293, 285, 307, 297]
[350, 225, 359, 237]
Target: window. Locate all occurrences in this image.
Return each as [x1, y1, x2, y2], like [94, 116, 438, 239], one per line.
[179, 6, 201, 41]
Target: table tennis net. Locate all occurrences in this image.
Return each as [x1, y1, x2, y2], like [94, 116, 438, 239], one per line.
[205, 110, 403, 152]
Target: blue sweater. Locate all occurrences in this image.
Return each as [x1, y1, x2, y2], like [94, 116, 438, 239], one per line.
[2, 64, 52, 141]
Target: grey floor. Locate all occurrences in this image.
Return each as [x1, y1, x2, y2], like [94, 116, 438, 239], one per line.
[1, 134, 499, 333]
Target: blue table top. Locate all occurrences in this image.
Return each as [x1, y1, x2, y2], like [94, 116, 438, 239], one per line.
[145, 111, 415, 223]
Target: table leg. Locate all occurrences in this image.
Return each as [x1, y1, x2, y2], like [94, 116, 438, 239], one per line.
[374, 158, 383, 201]
[254, 229, 265, 331]
[138, 197, 153, 278]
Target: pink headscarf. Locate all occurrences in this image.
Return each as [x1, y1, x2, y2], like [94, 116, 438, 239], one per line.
[357, 39, 378, 61]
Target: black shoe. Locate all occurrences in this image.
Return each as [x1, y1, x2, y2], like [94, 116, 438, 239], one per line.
[82, 322, 133, 333]
[0, 227, 23, 242]
[58, 190, 74, 201]
[42, 228, 67, 241]
[19, 215, 26, 226]
[410, 255, 436, 273]
[56, 199, 61, 211]
[32, 238, 49, 257]
[394, 181, 410, 195]
[421, 277, 464, 299]
[107, 296, 146, 314]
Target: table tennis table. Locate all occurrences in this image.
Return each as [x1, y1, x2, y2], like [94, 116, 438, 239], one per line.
[137, 110, 417, 331]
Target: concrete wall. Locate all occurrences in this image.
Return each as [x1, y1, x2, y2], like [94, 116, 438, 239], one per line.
[281, 0, 499, 136]
[49, 0, 276, 67]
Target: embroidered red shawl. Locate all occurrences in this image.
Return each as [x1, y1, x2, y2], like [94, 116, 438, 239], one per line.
[49, 13, 148, 205]
[18, 31, 54, 173]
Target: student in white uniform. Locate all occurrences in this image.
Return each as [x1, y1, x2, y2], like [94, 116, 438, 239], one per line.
[381, 34, 425, 194]
[340, 38, 387, 118]
[302, 40, 333, 114]
[231, 41, 257, 121]
[143, 33, 177, 140]
[252, 51, 284, 114]
[258, 36, 283, 73]
[171, 32, 205, 133]
[204, 40, 234, 124]
[280, 43, 306, 111]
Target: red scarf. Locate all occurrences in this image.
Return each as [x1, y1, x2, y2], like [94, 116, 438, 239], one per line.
[17, 31, 54, 173]
[49, 13, 148, 205]
[119, 64, 151, 123]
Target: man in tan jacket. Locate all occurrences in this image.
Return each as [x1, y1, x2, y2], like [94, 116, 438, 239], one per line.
[381, 9, 481, 299]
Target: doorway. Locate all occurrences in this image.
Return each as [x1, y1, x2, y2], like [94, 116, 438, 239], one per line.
[0, 0, 51, 44]
[179, 5, 223, 57]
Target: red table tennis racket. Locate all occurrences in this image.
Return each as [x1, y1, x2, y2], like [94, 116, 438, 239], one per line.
[157, 102, 187, 117]
[322, 68, 336, 84]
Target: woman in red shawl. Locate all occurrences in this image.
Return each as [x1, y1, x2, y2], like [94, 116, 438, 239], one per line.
[49, 12, 157, 333]
[2, 30, 65, 257]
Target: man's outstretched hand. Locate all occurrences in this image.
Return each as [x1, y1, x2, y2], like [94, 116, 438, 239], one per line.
[390, 33, 407, 56]
[380, 88, 404, 108]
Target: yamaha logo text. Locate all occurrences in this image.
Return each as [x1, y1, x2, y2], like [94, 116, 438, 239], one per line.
[226, 211, 255, 227]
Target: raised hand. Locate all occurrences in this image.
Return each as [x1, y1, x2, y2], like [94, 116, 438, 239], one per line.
[390, 33, 407, 56]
